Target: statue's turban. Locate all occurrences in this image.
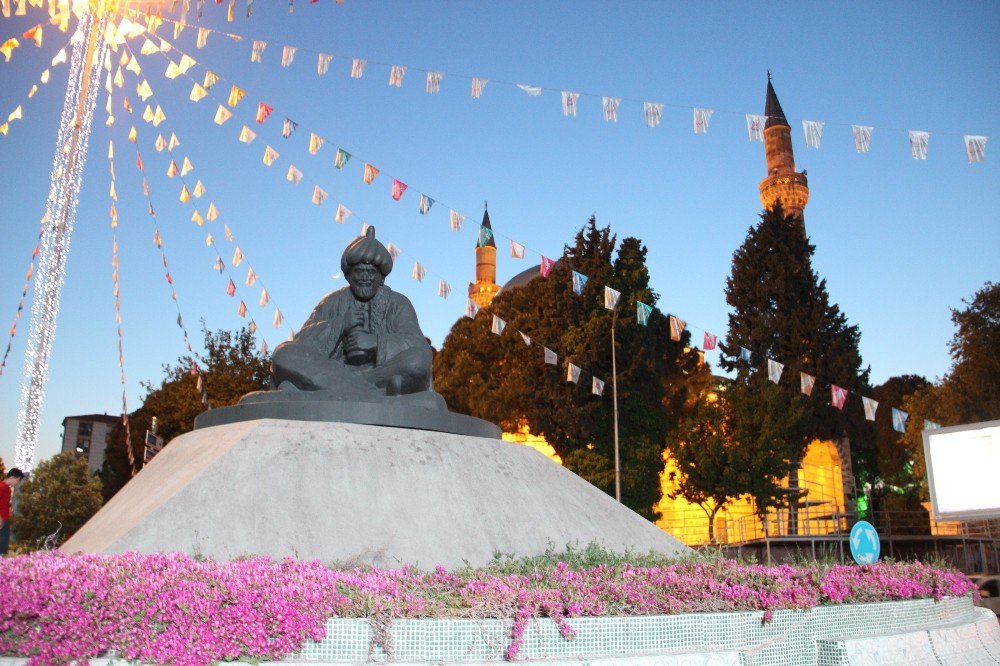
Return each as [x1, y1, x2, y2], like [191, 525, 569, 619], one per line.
[341, 226, 393, 277]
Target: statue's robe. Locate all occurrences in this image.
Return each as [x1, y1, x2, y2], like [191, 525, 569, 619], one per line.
[271, 285, 432, 395]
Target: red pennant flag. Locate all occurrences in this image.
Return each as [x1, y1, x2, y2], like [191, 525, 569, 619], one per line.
[830, 384, 848, 410]
[226, 279, 236, 296]
[703, 332, 717, 350]
[540, 256, 555, 278]
[391, 178, 407, 201]
[256, 102, 273, 123]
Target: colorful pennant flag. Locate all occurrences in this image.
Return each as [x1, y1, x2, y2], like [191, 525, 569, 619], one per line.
[246, 267, 256, 286]
[392, 179, 408, 201]
[561, 91, 579, 117]
[477, 225, 493, 247]
[831, 385, 848, 410]
[281, 45, 296, 67]
[803, 120, 824, 149]
[239, 125, 256, 143]
[924, 420, 941, 430]
[471, 77, 488, 99]
[964, 135, 988, 163]
[669, 315, 686, 342]
[226, 279, 236, 297]
[237, 300, 247, 317]
[256, 102, 273, 124]
[203, 70, 219, 90]
[450, 210, 465, 231]
[862, 396, 878, 421]
[602, 96, 620, 122]
[510, 240, 525, 259]
[189, 83, 208, 102]
[426, 71, 443, 94]
[181, 157, 193, 176]
[273, 309, 284, 328]
[746, 114, 765, 141]
[335, 204, 350, 223]
[437, 280, 451, 299]
[740, 346, 752, 363]
[800, 372, 815, 396]
[216, 105, 233, 125]
[317, 53, 332, 75]
[231, 246, 244, 267]
[282, 118, 298, 138]
[572, 270, 588, 295]
[909, 130, 930, 160]
[363, 163, 379, 184]
[637, 301, 652, 326]
[892, 408, 909, 433]
[388, 65, 406, 87]
[703, 332, 717, 350]
[334, 149, 351, 169]
[251, 40, 266, 62]
[567, 363, 582, 384]
[197, 27, 209, 48]
[644, 102, 663, 128]
[259, 288, 270, 307]
[540, 256, 555, 278]
[412, 262, 426, 282]
[351, 58, 366, 79]
[693, 107, 714, 133]
[604, 286, 621, 310]
[767, 359, 784, 384]
[262, 145, 279, 166]
[227, 85, 245, 107]
[491, 315, 506, 335]
[312, 185, 327, 205]
[544, 347, 558, 365]
[592, 377, 605, 396]
[308, 133, 324, 154]
[464, 299, 479, 319]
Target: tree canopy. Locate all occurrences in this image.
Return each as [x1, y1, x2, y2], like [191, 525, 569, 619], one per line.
[100, 326, 270, 500]
[13, 452, 103, 548]
[434, 217, 707, 520]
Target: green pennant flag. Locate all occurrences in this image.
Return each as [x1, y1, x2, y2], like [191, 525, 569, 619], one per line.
[334, 149, 351, 170]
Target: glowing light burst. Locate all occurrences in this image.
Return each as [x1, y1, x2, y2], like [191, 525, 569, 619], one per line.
[14, 11, 110, 471]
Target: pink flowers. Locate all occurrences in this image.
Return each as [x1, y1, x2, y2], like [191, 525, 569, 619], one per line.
[0, 551, 975, 665]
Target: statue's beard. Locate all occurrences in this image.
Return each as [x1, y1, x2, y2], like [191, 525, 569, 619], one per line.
[350, 281, 379, 302]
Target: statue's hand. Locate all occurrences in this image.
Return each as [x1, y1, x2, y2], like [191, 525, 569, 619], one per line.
[346, 329, 377, 353]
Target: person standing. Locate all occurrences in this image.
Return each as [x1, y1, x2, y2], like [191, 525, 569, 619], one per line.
[0, 469, 25, 555]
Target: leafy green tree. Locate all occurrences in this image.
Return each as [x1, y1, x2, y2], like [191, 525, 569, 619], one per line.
[434, 217, 707, 519]
[100, 326, 270, 500]
[718, 203, 869, 523]
[12, 452, 103, 548]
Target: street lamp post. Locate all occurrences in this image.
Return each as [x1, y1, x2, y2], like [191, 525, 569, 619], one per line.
[611, 304, 621, 502]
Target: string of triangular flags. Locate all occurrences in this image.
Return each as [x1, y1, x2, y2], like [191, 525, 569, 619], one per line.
[0, 42, 68, 137]
[0, 20, 43, 64]
[0, 230, 43, 376]
[134, 10, 990, 164]
[118, 39, 293, 356]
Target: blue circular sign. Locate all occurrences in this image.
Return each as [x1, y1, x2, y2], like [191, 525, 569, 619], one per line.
[850, 520, 881, 565]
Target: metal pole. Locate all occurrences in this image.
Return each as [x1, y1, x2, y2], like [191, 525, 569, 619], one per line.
[611, 304, 620, 502]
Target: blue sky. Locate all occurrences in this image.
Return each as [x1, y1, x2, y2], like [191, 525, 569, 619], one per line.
[0, 1, 996, 468]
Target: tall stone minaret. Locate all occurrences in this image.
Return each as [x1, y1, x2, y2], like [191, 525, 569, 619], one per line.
[759, 74, 810, 221]
[468, 204, 500, 309]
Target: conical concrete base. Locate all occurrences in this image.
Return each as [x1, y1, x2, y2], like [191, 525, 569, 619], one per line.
[63, 420, 688, 568]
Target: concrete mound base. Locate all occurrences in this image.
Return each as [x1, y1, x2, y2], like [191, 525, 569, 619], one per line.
[63, 419, 688, 568]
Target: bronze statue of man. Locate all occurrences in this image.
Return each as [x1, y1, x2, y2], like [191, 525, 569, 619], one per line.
[270, 227, 433, 396]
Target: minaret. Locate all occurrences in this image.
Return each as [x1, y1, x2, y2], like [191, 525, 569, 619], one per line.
[759, 74, 809, 220]
[469, 204, 500, 308]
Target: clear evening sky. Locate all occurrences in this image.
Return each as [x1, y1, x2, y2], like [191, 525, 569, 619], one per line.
[0, 1, 996, 467]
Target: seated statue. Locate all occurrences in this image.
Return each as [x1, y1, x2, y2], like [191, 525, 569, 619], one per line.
[270, 226, 434, 398]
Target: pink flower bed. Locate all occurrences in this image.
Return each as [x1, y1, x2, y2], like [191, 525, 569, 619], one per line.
[0, 552, 975, 665]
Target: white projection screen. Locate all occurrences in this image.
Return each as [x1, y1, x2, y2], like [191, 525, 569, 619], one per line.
[922, 419, 1000, 521]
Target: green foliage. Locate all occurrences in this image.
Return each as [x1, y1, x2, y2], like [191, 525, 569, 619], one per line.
[474, 540, 695, 576]
[12, 452, 103, 548]
[434, 217, 708, 520]
[100, 326, 270, 500]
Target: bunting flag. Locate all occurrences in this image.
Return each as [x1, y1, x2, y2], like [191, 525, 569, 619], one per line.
[334, 148, 351, 169]
[391, 179, 407, 201]
[491, 315, 506, 335]
[246, 267, 256, 285]
[746, 114, 766, 141]
[561, 91, 579, 117]
[273, 309, 284, 328]
[213, 105, 232, 124]
[335, 203, 350, 223]
[964, 135, 988, 163]
[197, 26, 209, 48]
[222, 223, 231, 239]
[23, 24, 42, 47]
[385, 242, 401, 260]
[540, 256, 555, 278]
[892, 407, 909, 433]
[237, 300, 247, 317]
[227, 85, 245, 107]
[181, 157, 193, 176]
[350, 58, 366, 79]
[693, 107, 714, 133]
[256, 102, 273, 123]
[260, 339, 268, 355]
[207, 203, 219, 221]
[518, 83, 542, 96]
[636, 301, 652, 326]
[282, 118, 298, 138]
[831, 385, 848, 410]
[308, 133, 324, 154]
[189, 83, 208, 102]
[604, 286, 621, 310]
[924, 420, 941, 430]
[602, 96, 620, 122]
[572, 270, 588, 295]
[152, 106, 166, 126]
[739, 346, 752, 363]
[262, 145, 279, 166]
[519, 331, 531, 346]
[862, 396, 879, 421]
[803, 120, 824, 149]
[231, 246, 244, 267]
[477, 225, 493, 248]
[164, 60, 181, 79]
[239, 125, 256, 142]
[471, 77, 488, 99]
[425, 71, 443, 94]
[567, 363, 581, 384]
[363, 163, 379, 184]
[703, 332, 717, 350]
[464, 299, 479, 319]
[168, 133, 180, 151]
[909, 130, 930, 160]
[178, 54, 196, 74]
[644, 102, 663, 128]
[388, 65, 406, 87]
[226, 279, 236, 297]
[800, 372, 816, 396]
[317, 53, 332, 75]
[0, 38, 20, 62]
[544, 347, 558, 365]
[510, 240, 525, 259]
[137, 79, 153, 100]
[213, 256, 224, 272]
[193, 180, 205, 198]
[281, 45, 296, 67]
[179, 185, 190, 203]
[311, 185, 327, 205]
[592, 376, 605, 397]
[437, 280, 451, 299]
[411, 262, 426, 282]
[419, 194, 434, 215]
[251, 40, 266, 62]
[767, 359, 784, 384]
[669, 315, 686, 342]
[450, 210, 464, 231]
[166, 160, 179, 178]
[203, 70, 219, 90]
[259, 288, 270, 307]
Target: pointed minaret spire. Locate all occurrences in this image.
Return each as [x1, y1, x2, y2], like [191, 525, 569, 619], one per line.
[759, 74, 809, 222]
[477, 203, 496, 248]
[469, 202, 499, 307]
[764, 76, 789, 129]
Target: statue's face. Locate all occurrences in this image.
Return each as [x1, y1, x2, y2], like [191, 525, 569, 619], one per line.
[347, 263, 383, 302]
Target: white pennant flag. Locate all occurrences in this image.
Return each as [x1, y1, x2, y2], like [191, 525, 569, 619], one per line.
[388, 65, 406, 87]
[746, 114, 766, 141]
[437, 280, 451, 299]
[412, 262, 426, 282]
[544, 347, 558, 365]
[767, 358, 784, 384]
[517, 83, 542, 97]
[602, 96, 620, 123]
[909, 130, 930, 160]
[450, 210, 464, 231]
[491, 315, 506, 335]
[964, 135, 988, 163]
[281, 45, 296, 67]
[259, 288, 270, 307]
[604, 286, 621, 310]
[561, 91, 580, 117]
[262, 145, 279, 166]
[644, 101, 663, 128]
[862, 396, 879, 421]
[251, 40, 266, 63]
[286, 165, 302, 184]
[567, 363, 581, 384]
[465, 299, 479, 319]
[592, 376, 605, 396]
[510, 240, 525, 259]
[693, 107, 714, 134]
[852, 125, 873, 153]
[385, 242, 402, 260]
[519, 331, 531, 346]
[239, 125, 256, 143]
[803, 120, 824, 149]
[308, 133, 324, 154]
[351, 58, 366, 79]
[312, 185, 327, 205]
[426, 71, 443, 94]
[317, 53, 332, 75]
[246, 267, 256, 286]
[471, 77, 488, 99]
[335, 204, 351, 223]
